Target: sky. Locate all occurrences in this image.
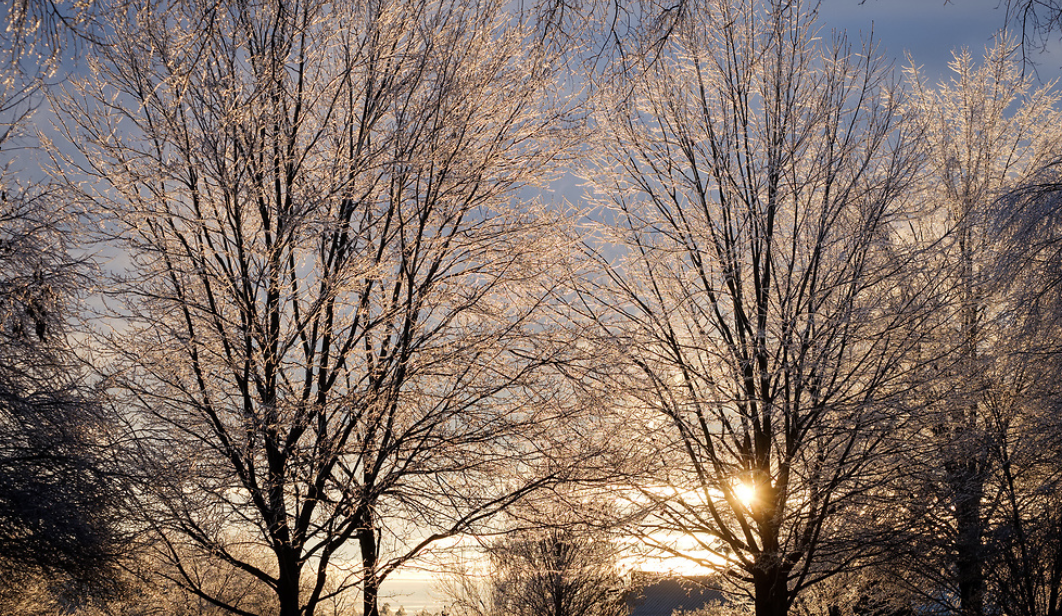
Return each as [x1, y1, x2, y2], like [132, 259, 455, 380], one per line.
[819, 0, 1062, 83]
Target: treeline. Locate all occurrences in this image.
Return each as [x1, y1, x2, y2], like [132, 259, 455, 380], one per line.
[2, 1, 1062, 616]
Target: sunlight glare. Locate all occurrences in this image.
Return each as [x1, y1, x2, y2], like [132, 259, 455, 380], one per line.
[733, 481, 756, 508]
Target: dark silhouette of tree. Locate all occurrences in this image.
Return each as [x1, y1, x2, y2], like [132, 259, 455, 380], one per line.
[443, 523, 628, 616]
[0, 67, 121, 608]
[983, 106, 1062, 616]
[488, 527, 628, 616]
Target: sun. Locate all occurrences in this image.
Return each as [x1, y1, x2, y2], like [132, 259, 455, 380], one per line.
[733, 481, 756, 508]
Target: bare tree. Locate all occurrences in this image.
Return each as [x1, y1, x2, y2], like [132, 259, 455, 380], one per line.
[980, 352, 1062, 616]
[1001, 0, 1062, 65]
[442, 506, 629, 616]
[487, 526, 628, 616]
[0, 44, 122, 612]
[0, 0, 104, 72]
[978, 75, 1062, 616]
[51, 0, 577, 615]
[900, 36, 1062, 616]
[575, 2, 929, 615]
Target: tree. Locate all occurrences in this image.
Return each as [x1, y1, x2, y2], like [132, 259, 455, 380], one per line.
[979, 83, 1062, 616]
[0, 0, 106, 76]
[576, 1, 928, 615]
[1002, 0, 1062, 63]
[900, 36, 1062, 616]
[0, 41, 121, 612]
[488, 527, 628, 616]
[52, 0, 576, 614]
[443, 523, 629, 616]
[980, 352, 1062, 616]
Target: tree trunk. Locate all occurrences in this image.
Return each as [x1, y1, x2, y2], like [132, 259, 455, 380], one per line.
[360, 508, 381, 616]
[277, 548, 302, 616]
[753, 563, 790, 616]
[953, 462, 985, 616]
[953, 219, 985, 616]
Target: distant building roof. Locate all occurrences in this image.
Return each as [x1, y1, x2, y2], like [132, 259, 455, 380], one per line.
[627, 576, 725, 616]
